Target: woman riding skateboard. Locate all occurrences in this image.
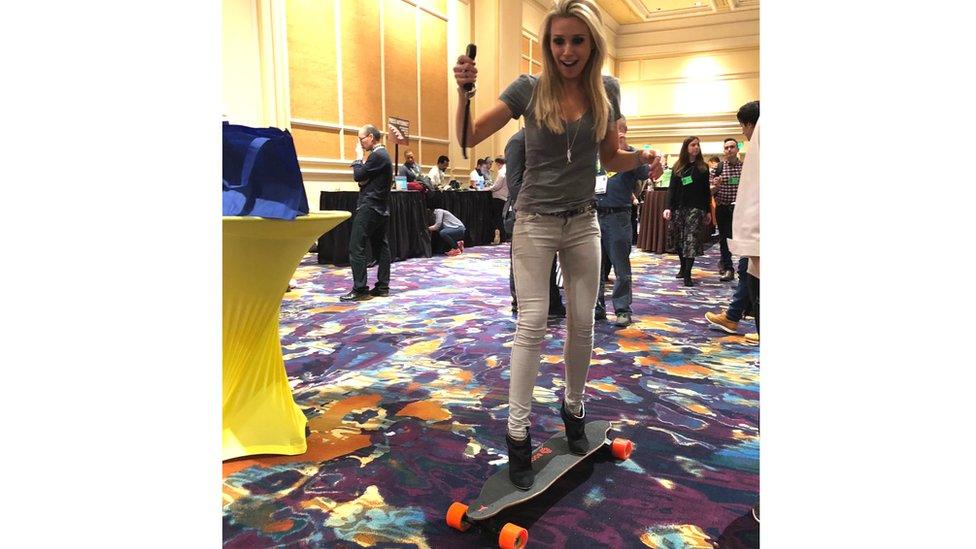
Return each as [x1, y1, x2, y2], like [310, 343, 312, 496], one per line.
[452, 0, 663, 490]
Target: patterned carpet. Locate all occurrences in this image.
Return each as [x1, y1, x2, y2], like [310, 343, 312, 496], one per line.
[222, 240, 760, 548]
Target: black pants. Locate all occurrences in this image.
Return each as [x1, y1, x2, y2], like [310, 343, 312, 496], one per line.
[349, 207, 391, 293]
[631, 203, 639, 243]
[510, 251, 562, 311]
[747, 272, 760, 334]
[491, 198, 508, 242]
[716, 204, 735, 271]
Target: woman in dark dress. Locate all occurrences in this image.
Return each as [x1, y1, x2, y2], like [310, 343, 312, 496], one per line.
[663, 136, 712, 287]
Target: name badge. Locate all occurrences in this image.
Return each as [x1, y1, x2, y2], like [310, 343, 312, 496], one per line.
[595, 174, 608, 194]
[681, 175, 693, 186]
[730, 177, 740, 185]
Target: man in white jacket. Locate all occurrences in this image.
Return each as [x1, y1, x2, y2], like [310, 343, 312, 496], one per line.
[728, 101, 759, 341]
[728, 99, 759, 522]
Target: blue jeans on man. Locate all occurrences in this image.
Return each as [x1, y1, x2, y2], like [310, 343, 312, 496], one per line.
[725, 257, 750, 322]
[436, 226, 465, 252]
[595, 210, 632, 317]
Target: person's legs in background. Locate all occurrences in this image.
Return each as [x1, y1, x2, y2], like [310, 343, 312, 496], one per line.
[630, 203, 639, 243]
[341, 210, 373, 300]
[747, 272, 760, 335]
[705, 256, 749, 333]
[604, 211, 634, 326]
[366, 210, 391, 294]
[491, 198, 507, 243]
[438, 227, 465, 254]
[595, 212, 611, 320]
[548, 256, 566, 318]
[716, 204, 735, 279]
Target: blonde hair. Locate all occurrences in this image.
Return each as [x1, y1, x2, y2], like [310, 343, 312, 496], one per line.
[532, 0, 610, 141]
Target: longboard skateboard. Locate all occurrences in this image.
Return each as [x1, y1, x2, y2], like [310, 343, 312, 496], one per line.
[445, 420, 634, 548]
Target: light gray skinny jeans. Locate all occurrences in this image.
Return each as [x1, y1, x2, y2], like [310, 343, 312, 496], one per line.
[508, 209, 601, 439]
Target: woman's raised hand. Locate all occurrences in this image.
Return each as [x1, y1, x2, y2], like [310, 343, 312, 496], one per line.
[453, 54, 478, 90]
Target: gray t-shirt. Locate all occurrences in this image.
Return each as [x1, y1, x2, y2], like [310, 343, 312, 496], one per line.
[499, 74, 621, 214]
[432, 208, 465, 231]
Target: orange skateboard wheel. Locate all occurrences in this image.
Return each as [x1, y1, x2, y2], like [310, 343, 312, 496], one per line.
[611, 438, 633, 460]
[499, 523, 528, 549]
[446, 501, 471, 532]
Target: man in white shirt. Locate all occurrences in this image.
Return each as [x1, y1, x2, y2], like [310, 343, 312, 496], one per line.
[427, 155, 450, 189]
[469, 159, 486, 190]
[487, 156, 509, 244]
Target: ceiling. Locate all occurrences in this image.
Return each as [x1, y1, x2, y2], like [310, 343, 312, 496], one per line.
[595, 0, 759, 25]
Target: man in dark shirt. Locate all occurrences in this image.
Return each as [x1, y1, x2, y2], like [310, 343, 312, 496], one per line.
[596, 117, 650, 327]
[340, 124, 393, 302]
[711, 138, 743, 281]
[504, 130, 565, 318]
[398, 150, 421, 182]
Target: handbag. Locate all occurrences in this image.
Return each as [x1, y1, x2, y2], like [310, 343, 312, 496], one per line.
[222, 122, 309, 219]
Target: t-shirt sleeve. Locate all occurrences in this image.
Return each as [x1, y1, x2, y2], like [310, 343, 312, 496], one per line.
[603, 75, 622, 123]
[499, 75, 536, 120]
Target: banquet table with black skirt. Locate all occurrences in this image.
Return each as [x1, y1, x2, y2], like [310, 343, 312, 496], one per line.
[317, 190, 431, 265]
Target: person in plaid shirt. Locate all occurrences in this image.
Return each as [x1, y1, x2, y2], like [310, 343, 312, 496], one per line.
[711, 138, 743, 281]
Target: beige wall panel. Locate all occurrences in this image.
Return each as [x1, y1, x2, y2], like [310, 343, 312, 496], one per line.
[384, 0, 418, 129]
[638, 50, 758, 81]
[521, 35, 530, 57]
[420, 12, 448, 140]
[619, 60, 640, 81]
[422, 142, 449, 166]
[520, 57, 530, 75]
[532, 40, 544, 65]
[426, 0, 446, 14]
[626, 76, 759, 117]
[286, 0, 339, 121]
[531, 61, 541, 76]
[340, 0, 382, 131]
[617, 20, 756, 49]
[343, 133, 360, 160]
[292, 127, 341, 158]
[523, 0, 546, 37]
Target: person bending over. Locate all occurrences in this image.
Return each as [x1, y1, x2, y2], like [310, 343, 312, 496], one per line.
[427, 208, 466, 256]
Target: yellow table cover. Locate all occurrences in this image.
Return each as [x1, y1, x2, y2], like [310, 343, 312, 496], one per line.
[223, 212, 350, 461]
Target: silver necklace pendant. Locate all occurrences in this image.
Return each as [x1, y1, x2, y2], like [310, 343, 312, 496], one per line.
[567, 149, 572, 163]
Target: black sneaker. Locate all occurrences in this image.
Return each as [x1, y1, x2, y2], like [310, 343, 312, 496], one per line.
[369, 287, 389, 297]
[339, 290, 372, 302]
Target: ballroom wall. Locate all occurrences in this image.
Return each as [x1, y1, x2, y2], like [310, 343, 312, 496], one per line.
[222, 0, 759, 206]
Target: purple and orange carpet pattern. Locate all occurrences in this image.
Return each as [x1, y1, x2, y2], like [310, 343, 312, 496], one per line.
[223, 242, 759, 548]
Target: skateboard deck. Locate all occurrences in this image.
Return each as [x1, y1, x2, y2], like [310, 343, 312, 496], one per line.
[468, 420, 612, 520]
[445, 420, 633, 548]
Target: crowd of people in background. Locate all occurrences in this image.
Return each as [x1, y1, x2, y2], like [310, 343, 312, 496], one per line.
[341, 100, 758, 336]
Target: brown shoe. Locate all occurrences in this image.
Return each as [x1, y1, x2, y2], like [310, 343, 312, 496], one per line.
[705, 311, 739, 334]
